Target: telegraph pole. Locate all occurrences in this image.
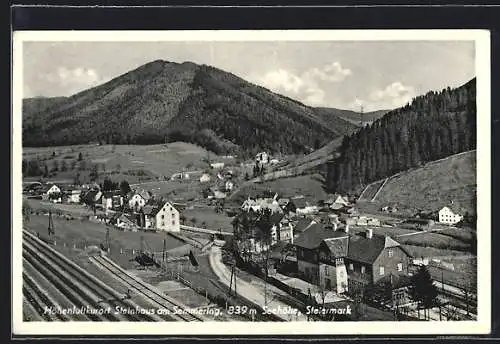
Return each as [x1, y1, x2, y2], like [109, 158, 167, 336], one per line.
[105, 226, 110, 253]
[162, 238, 167, 271]
[360, 105, 364, 127]
[48, 210, 54, 236]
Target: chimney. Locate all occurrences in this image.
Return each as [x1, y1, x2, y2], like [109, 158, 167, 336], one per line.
[366, 228, 373, 239]
[344, 224, 349, 233]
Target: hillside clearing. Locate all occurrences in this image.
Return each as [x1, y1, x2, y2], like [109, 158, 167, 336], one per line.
[23, 142, 221, 184]
[358, 150, 476, 215]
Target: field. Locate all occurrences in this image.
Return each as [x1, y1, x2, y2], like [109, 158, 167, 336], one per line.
[22, 142, 233, 185]
[366, 150, 476, 215]
[229, 173, 329, 205]
[396, 231, 472, 252]
[24, 214, 186, 253]
[182, 207, 235, 233]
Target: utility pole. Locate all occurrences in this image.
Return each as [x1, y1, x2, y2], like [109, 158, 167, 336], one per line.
[360, 105, 364, 127]
[105, 226, 110, 253]
[162, 238, 167, 272]
[140, 235, 144, 255]
[47, 210, 55, 236]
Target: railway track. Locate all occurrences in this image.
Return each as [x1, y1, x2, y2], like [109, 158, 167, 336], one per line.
[89, 254, 205, 322]
[23, 271, 69, 321]
[22, 230, 163, 322]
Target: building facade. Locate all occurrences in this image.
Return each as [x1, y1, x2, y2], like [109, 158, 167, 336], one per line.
[438, 206, 463, 225]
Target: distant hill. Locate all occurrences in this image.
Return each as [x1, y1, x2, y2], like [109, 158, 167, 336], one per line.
[315, 107, 390, 127]
[358, 150, 476, 216]
[22, 60, 358, 157]
[326, 78, 476, 194]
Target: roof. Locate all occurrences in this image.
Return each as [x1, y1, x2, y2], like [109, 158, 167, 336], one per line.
[330, 203, 344, 210]
[294, 218, 316, 233]
[346, 233, 403, 264]
[103, 190, 122, 198]
[269, 212, 285, 225]
[440, 204, 465, 215]
[142, 205, 160, 216]
[294, 223, 348, 249]
[135, 189, 151, 200]
[322, 237, 349, 257]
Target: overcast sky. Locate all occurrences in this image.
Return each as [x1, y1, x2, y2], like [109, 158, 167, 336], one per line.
[23, 41, 475, 111]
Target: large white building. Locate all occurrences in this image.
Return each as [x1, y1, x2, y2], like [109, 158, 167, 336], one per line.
[438, 206, 463, 225]
[154, 202, 180, 232]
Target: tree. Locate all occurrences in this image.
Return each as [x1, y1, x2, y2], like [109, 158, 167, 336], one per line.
[79, 160, 87, 171]
[22, 201, 32, 224]
[244, 172, 250, 181]
[119, 180, 132, 196]
[409, 265, 438, 320]
[78, 152, 83, 161]
[43, 164, 49, 177]
[51, 160, 59, 172]
[73, 172, 81, 186]
[89, 164, 99, 181]
[102, 177, 118, 191]
[60, 160, 68, 172]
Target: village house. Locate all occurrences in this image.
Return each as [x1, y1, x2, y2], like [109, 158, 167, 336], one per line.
[287, 196, 319, 215]
[268, 213, 294, 245]
[294, 223, 412, 295]
[138, 201, 181, 232]
[438, 205, 463, 225]
[127, 189, 151, 211]
[255, 151, 270, 165]
[210, 162, 225, 170]
[114, 213, 137, 231]
[199, 173, 211, 183]
[81, 189, 103, 206]
[102, 190, 124, 211]
[42, 184, 61, 199]
[241, 195, 282, 214]
[225, 180, 234, 192]
[65, 188, 82, 204]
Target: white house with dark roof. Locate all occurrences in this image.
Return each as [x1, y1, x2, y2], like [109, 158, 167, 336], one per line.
[154, 201, 180, 232]
[128, 189, 151, 211]
[438, 206, 463, 225]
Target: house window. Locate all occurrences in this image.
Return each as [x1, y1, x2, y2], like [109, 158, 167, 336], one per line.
[397, 263, 403, 272]
[162, 222, 165, 226]
[349, 263, 354, 271]
[161, 215, 164, 219]
[172, 220, 175, 225]
[361, 266, 366, 274]
[324, 266, 329, 276]
[379, 266, 385, 276]
[388, 249, 393, 258]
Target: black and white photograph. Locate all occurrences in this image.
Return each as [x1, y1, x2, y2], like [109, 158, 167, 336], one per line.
[12, 29, 491, 335]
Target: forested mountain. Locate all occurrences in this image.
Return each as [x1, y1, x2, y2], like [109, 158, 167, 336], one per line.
[326, 78, 476, 194]
[22, 60, 358, 157]
[315, 107, 389, 127]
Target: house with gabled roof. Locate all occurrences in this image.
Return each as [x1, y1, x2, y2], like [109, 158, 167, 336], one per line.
[294, 223, 412, 294]
[438, 205, 464, 225]
[127, 189, 151, 211]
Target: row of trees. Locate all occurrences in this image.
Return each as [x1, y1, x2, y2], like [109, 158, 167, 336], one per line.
[22, 156, 101, 178]
[326, 79, 476, 193]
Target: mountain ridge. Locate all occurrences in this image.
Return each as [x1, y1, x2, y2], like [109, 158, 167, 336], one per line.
[22, 59, 360, 157]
